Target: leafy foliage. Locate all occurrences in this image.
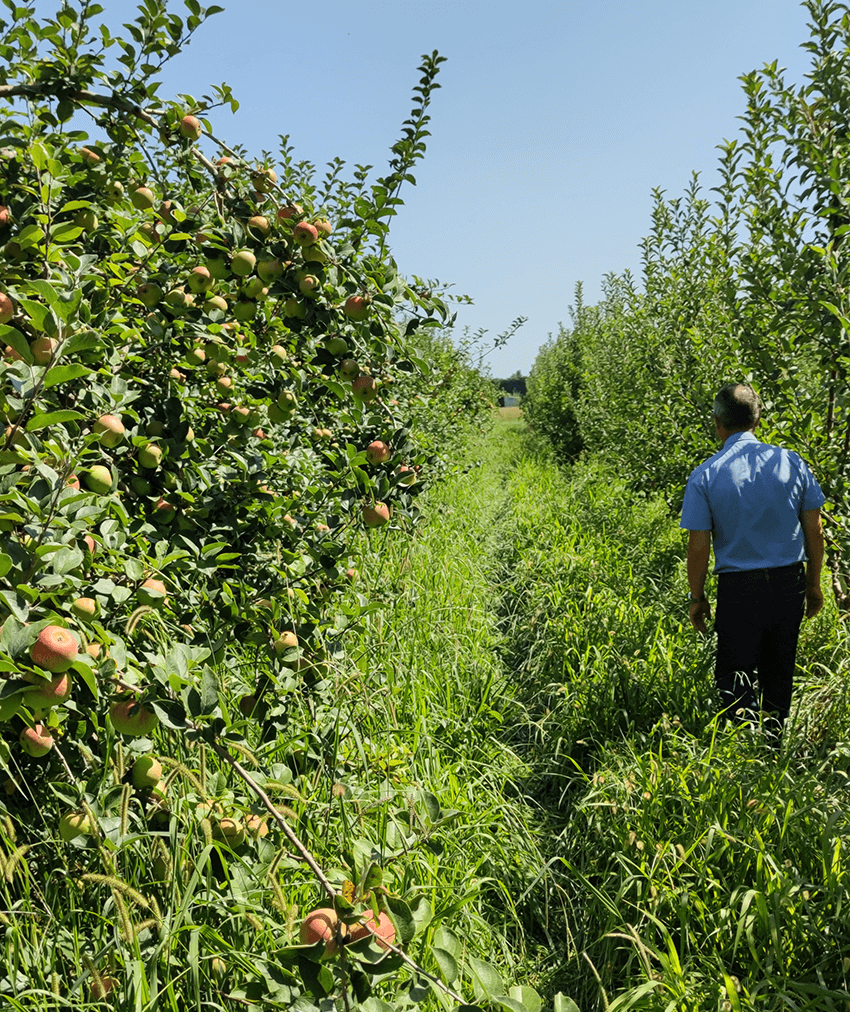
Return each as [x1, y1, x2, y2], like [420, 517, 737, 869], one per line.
[0, 1, 519, 1009]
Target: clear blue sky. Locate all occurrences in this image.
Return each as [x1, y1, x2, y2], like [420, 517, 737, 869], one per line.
[30, 1, 815, 376]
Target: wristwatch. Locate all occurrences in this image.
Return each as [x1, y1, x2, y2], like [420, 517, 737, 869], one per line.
[688, 593, 707, 604]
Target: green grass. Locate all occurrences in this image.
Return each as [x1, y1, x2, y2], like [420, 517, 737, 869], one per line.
[5, 414, 850, 1012]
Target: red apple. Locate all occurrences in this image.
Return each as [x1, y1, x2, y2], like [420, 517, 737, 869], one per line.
[110, 698, 159, 737]
[344, 295, 370, 321]
[363, 502, 390, 528]
[23, 671, 72, 709]
[20, 723, 54, 757]
[31, 625, 78, 672]
[0, 292, 13, 324]
[366, 441, 391, 464]
[179, 115, 202, 141]
[348, 911, 395, 949]
[352, 375, 378, 403]
[299, 908, 346, 958]
[292, 222, 318, 247]
[138, 578, 167, 608]
[93, 414, 125, 447]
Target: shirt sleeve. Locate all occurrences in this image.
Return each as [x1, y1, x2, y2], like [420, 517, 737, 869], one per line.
[680, 470, 712, 530]
[798, 457, 826, 512]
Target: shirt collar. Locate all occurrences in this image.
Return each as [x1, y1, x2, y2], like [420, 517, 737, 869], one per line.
[722, 430, 759, 450]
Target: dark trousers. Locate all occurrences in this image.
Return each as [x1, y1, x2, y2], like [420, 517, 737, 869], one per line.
[714, 562, 807, 734]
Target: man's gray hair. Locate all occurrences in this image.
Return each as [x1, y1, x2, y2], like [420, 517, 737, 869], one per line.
[712, 383, 761, 431]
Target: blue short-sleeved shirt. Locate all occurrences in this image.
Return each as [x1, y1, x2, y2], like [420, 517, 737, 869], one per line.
[680, 431, 825, 573]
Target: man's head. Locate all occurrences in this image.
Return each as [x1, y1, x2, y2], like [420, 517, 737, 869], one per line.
[712, 383, 760, 436]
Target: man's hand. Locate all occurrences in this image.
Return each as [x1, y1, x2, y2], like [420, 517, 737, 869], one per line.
[806, 585, 824, 619]
[689, 598, 712, 633]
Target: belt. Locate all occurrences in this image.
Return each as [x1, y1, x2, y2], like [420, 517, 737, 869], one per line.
[717, 561, 805, 582]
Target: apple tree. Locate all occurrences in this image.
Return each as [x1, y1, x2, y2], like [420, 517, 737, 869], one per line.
[0, 1, 533, 1009]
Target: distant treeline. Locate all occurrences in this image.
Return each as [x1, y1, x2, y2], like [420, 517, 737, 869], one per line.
[494, 376, 527, 397]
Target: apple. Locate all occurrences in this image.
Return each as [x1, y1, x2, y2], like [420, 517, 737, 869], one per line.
[84, 465, 112, 494]
[0, 205, 9, 227]
[185, 346, 206, 366]
[257, 257, 283, 282]
[102, 178, 125, 202]
[238, 693, 259, 718]
[213, 817, 246, 847]
[302, 243, 328, 265]
[179, 114, 202, 140]
[138, 444, 162, 469]
[252, 168, 277, 193]
[164, 288, 191, 313]
[395, 465, 417, 485]
[71, 597, 99, 621]
[31, 625, 78, 672]
[74, 208, 98, 232]
[339, 358, 359, 380]
[352, 375, 378, 402]
[216, 376, 233, 396]
[366, 440, 391, 464]
[110, 699, 159, 737]
[232, 300, 257, 322]
[30, 336, 58, 365]
[348, 911, 395, 949]
[131, 186, 155, 210]
[241, 276, 267, 299]
[20, 723, 54, 757]
[292, 222, 318, 247]
[246, 215, 270, 238]
[230, 250, 256, 277]
[204, 294, 228, 313]
[276, 390, 298, 412]
[24, 671, 72, 709]
[211, 956, 228, 980]
[298, 275, 320, 298]
[0, 292, 13, 324]
[137, 282, 162, 308]
[231, 406, 251, 425]
[314, 219, 332, 238]
[277, 203, 303, 221]
[363, 502, 390, 528]
[137, 578, 167, 608]
[245, 814, 269, 839]
[83, 534, 98, 556]
[269, 345, 287, 364]
[284, 297, 306, 319]
[158, 199, 181, 224]
[66, 473, 81, 490]
[186, 265, 213, 293]
[152, 497, 176, 524]
[80, 146, 101, 164]
[59, 810, 92, 841]
[299, 908, 346, 958]
[131, 755, 162, 789]
[325, 336, 349, 357]
[273, 630, 298, 653]
[93, 413, 125, 447]
[169, 368, 186, 382]
[205, 256, 229, 280]
[344, 295, 370, 321]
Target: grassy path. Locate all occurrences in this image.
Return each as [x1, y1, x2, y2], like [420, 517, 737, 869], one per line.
[354, 414, 850, 1012]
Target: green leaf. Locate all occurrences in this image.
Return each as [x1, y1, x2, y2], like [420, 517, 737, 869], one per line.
[26, 410, 84, 431]
[0, 554, 10, 579]
[509, 987, 542, 1012]
[433, 926, 460, 958]
[17, 299, 52, 333]
[72, 657, 98, 701]
[385, 896, 416, 945]
[432, 947, 459, 984]
[0, 590, 29, 623]
[0, 326, 34, 363]
[468, 957, 504, 1002]
[200, 667, 218, 713]
[553, 995, 581, 1012]
[42, 364, 91, 389]
[492, 998, 527, 1012]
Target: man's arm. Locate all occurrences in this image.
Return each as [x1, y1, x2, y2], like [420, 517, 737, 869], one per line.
[687, 529, 712, 633]
[801, 508, 824, 618]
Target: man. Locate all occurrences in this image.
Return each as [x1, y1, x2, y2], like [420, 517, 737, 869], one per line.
[681, 383, 825, 736]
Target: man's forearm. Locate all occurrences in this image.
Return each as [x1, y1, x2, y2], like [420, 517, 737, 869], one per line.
[803, 519, 824, 587]
[687, 531, 711, 597]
